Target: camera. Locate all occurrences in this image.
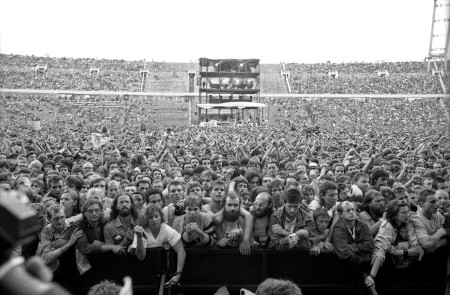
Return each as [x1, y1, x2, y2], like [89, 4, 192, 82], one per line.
[0, 190, 71, 295]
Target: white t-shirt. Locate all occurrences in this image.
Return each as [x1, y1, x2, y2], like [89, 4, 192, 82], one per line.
[130, 223, 181, 248]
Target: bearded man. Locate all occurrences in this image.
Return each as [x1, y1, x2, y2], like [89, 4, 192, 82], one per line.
[215, 193, 246, 248]
[358, 190, 386, 236]
[251, 192, 274, 247]
[104, 194, 139, 250]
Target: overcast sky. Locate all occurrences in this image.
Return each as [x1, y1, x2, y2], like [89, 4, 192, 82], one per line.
[0, 0, 439, 64]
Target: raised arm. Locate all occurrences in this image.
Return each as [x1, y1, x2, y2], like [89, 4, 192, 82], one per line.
[133, 226, 146, 260]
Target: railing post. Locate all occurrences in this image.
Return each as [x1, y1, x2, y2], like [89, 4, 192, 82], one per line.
[261, 250, 268, 282]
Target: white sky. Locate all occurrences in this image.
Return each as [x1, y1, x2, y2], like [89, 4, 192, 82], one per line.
[0, 0, 438, 64]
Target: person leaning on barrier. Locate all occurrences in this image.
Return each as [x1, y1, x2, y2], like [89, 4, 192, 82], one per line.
[358, 189, 386, 236]
[36, 204, 83, 272]
[332, 201, 374, 265]
[132, 204, 186, 286]
[309, 209, 333, 256]
[365, 200, 424, 288]
[172, 195, 215, 246]
[76, 199, 126, 256]
[215, 193, 246, 249]
[250, 192, 274, 248]
[103, 194, 138, 250]
[410, 189, 448, 253]
[269, 187, 317, 251]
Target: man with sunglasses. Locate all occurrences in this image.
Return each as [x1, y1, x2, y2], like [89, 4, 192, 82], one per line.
[332, 201, 374, 265]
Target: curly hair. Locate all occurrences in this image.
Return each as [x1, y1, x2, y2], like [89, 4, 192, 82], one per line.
[87, 280, 121, 295]
[184, 195, 202, 209]
[256, 278, 302, 295]
[138, 204, 165, 227]
[110, 194, 139, 220]
[385, 199, 409, 225]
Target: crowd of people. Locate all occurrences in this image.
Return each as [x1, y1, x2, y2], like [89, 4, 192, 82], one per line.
[0, 54, 143, 71]
[286, 61, 429, 74]
[1, 54, 450, 294]
[0, 94, 191, 131]
[287, 73, 444, 94]
[0, 69, 142, 91]
[285, 61, 449, 94]
[3, 93, 448, 135]
[1, 95, 450, 292]
[261, 96, 449, 134]
[2, 54, 449, 94]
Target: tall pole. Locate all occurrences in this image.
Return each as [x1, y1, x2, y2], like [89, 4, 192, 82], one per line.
[428, 0, 437, 71]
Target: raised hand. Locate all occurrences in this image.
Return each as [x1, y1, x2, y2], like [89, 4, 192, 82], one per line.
[134, 225, 145, 239]
[69, 229, 83, 245]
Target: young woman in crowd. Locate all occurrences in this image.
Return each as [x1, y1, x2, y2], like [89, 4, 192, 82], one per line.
[131, 204, 186, 287]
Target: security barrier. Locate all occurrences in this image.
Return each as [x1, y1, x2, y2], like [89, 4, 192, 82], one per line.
[54, 246, 448, 295]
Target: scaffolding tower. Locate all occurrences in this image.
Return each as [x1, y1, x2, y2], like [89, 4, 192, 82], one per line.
[428, 0, 450, 70]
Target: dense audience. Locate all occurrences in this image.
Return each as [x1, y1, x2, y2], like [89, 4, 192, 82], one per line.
[1, 98, 450, 292]
[286, 61, 449, 94]
[1, 94, 190, 128]
[0, 56, 449, 294]
[2, 54, 449, 94]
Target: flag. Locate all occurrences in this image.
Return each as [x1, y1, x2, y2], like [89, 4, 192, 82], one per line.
[83, 133, 111, 149]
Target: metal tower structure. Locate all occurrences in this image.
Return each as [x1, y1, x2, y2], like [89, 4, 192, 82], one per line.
[428, 0, 450, 70]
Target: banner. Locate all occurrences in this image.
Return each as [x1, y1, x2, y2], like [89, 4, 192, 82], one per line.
[32, 120, 41, 130]
[83, 133, 111, 149]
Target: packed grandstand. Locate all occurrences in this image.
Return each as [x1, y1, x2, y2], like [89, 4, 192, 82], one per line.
[1, 53, 450, 295]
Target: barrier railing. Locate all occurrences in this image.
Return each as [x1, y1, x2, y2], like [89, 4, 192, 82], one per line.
[53, 246, 448, 295]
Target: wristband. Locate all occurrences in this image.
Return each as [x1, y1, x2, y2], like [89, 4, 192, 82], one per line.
[172, 271, 182, 277]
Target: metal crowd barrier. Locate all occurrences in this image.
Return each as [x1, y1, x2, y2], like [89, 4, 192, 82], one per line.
[53, 246, 448, 295]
